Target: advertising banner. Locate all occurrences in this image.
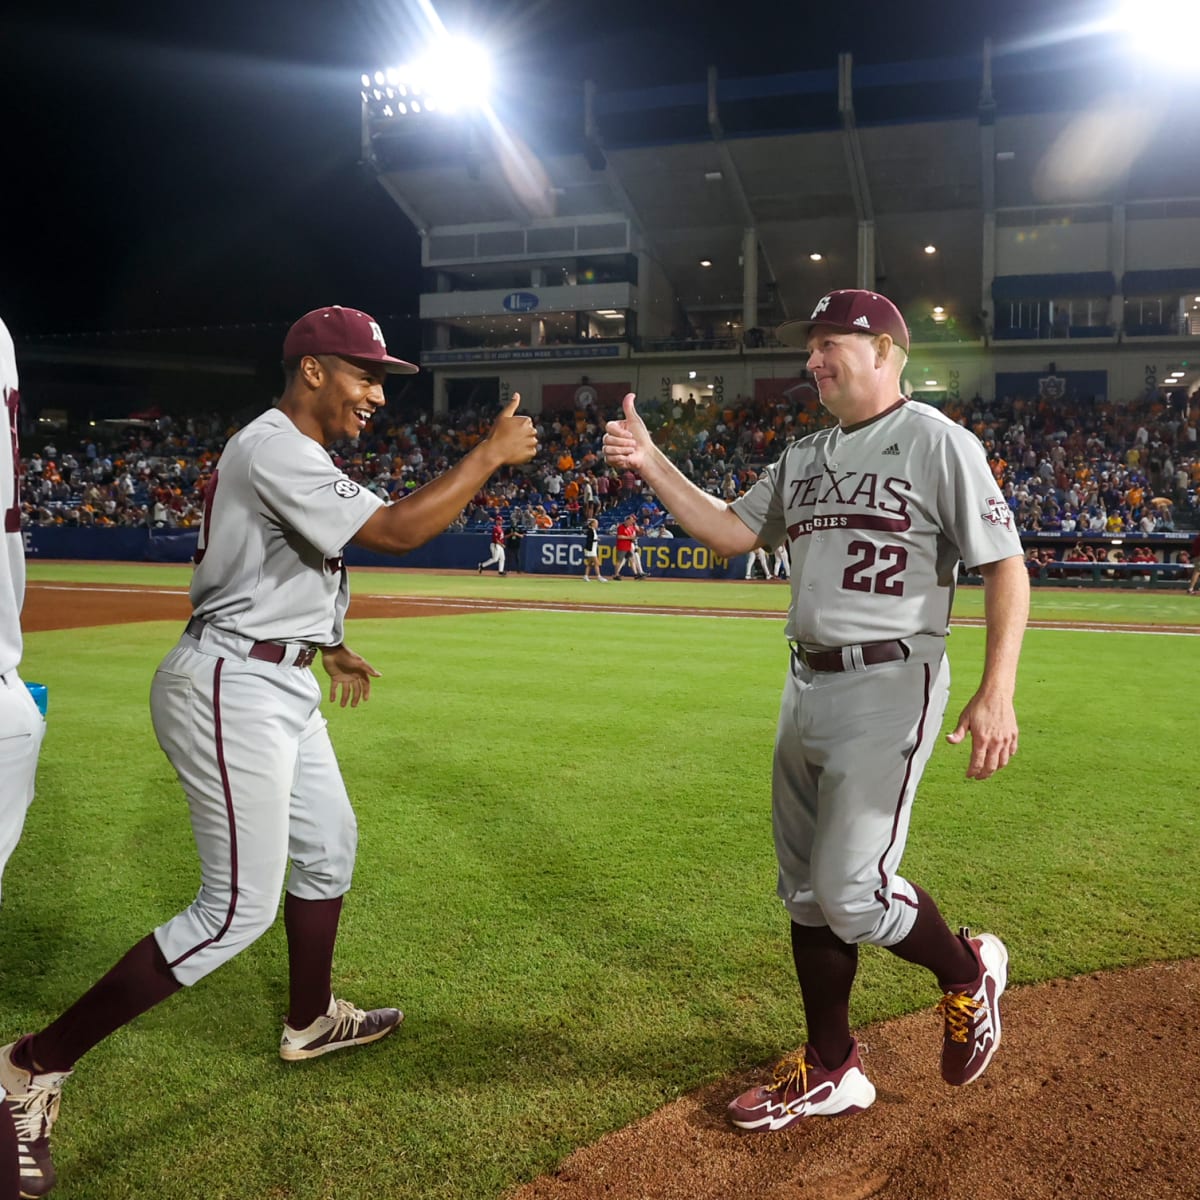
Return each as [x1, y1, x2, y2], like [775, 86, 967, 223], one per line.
[521, 533, 738, 579]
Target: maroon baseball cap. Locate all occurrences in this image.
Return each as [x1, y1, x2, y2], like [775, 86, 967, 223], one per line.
[283, 306, 419, 374]
[776, 289, 910, 353]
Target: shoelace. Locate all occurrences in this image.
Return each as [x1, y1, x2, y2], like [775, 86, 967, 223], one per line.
[937, 991, 983, 1043]
[7, 1079, 62, 1143]
[325, 998, 367, 1040]
[767, 1050, 811, 1096]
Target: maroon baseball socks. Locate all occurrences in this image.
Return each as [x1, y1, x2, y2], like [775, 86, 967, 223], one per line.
[789, 920, 859, 1072]
[887, 885, 980, 990]
[283, 893, 343, 1031]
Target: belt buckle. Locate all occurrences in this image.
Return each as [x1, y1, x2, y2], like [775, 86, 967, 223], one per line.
[791, 643, 825, 672]
[295, 647, 318, 669]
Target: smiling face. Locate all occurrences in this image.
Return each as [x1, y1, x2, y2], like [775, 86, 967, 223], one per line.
[804, 327, 881, 416]
[804, 324, 910, 428]
[293, 355, 387, 446]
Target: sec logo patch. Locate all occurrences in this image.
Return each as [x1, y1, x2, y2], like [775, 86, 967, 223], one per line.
[334, 479, 360, 499]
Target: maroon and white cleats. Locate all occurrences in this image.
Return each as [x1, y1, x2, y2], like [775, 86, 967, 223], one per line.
[0, 1037, 71, 1198]
[279, 996, 403, 1061]
[937, 929, 1008, 1086]
[727, 1038, 875, 1131]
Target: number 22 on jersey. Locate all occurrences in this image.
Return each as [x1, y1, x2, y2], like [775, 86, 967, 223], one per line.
[842, 539, 908, 596]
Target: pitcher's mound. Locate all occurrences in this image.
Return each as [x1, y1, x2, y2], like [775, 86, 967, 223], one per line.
[511, 958, 1199, 1200]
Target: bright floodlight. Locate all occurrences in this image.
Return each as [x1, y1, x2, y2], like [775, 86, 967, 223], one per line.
[419, 36, 492, 111]
[1113, 0, 1200, 61]
[363, 36, 492, 120]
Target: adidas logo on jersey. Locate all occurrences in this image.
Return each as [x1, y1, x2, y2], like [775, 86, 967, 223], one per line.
[882, 443, 900, 455]
[853, 315, 871, 329]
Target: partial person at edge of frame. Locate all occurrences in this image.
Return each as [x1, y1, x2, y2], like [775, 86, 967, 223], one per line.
[0, 315, 50, 1200]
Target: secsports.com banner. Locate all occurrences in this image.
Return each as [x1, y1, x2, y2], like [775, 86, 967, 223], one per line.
[520, 533, 740, 578]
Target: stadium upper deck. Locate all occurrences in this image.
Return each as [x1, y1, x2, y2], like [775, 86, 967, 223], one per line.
[361, 35, 1200, 417]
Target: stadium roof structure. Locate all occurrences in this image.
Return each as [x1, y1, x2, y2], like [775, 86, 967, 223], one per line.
[363, 38, 1200, 341]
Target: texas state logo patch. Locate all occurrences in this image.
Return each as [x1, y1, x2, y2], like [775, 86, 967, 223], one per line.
[981, 496, 1013, 530]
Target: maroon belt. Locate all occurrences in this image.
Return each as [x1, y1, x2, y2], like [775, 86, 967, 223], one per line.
[791, 640, 909, 673]
[185, 616, 318, 669]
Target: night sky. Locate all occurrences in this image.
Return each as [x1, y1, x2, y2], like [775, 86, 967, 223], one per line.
[1, 0, 1108, 347]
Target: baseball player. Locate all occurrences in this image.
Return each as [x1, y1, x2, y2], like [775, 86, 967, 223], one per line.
[0, 317, 42, 917]
[771, 539, 790, 580]
[604, 289, 1028, 1131]
[744, 545, 770, 580]
[477, 515, 506, 575]
[1, 316, 45, 1199]
[0, 306, 538, 1197]
[581, 517, 608, 581]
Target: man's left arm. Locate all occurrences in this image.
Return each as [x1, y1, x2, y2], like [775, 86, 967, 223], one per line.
[945, 555, 1030, 780]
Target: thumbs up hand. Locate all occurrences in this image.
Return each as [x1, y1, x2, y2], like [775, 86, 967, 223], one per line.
[603, 393, 651, 471]
[487, 392, 538, 465]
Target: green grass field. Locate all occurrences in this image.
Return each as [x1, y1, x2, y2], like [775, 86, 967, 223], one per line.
[4, 566, 1199, 1198]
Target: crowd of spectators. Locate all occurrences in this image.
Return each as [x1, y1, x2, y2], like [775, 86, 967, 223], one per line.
[952, 391, 1199, 542]
[17, 385, 1200, 559]
[17, 415, 229, 531]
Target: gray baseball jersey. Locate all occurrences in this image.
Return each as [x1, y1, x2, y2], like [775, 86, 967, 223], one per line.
[191, 408, 383, 646]
[729, 398, 1021, 948]
[152, 406, 383, 985]
[731, 399, 1020, 646]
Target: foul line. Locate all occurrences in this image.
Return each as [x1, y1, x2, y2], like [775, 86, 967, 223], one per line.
[32, 584, 191, 596]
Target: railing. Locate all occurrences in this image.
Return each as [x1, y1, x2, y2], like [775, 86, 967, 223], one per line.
[1027, 561, 1192, 587]
[637, 335, 742, 353]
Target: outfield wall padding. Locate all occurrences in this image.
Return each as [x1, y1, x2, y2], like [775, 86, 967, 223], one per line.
[21, 527, 741, 578]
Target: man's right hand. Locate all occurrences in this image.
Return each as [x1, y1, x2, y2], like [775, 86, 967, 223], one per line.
[603, 393, 653, 472]
[486, 393, 538, 466]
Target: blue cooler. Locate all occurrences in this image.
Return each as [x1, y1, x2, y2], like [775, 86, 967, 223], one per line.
[25, 682, 48, 717]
